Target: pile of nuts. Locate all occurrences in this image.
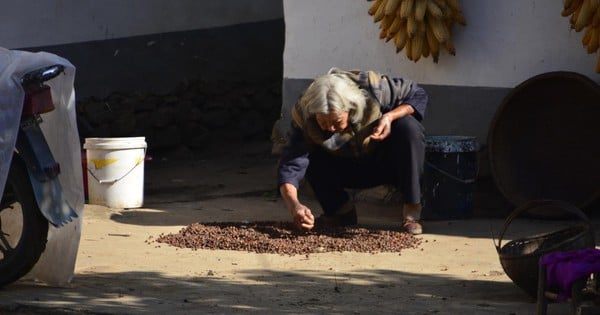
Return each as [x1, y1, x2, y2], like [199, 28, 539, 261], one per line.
[153, 221, 422, 255]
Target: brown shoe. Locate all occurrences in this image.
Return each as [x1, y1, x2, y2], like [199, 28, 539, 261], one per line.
[316, 206, 358, 228]
[402, 219, 423, 235]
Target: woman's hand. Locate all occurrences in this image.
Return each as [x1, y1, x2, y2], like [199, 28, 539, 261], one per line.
[291, 204, 315, 231]
[370, 115, 392, 141]
[280, 183, 315, 231]
[370, 105, 415, 141]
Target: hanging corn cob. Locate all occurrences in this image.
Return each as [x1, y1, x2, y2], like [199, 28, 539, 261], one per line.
[562, 0, 600, 72]
[367, 0, 466, 63]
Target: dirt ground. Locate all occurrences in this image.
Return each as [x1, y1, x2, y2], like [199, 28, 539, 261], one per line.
[1, 140, 598, 314]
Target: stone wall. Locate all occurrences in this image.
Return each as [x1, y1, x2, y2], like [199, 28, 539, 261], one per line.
[56, 19, 286, 157]
[76, 75, 282, 156]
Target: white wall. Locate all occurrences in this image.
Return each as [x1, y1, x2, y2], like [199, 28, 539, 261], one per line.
[283, 0, 598, 88]
[2, 0, 283, 49]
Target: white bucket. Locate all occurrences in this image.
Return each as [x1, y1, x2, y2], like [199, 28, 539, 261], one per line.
[83, 137, 147, 208]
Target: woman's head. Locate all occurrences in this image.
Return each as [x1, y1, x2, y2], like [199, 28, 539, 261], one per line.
[299, 72, 367, 132]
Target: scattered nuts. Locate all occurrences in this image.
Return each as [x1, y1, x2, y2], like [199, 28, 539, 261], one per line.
[153, 221, 422, 255]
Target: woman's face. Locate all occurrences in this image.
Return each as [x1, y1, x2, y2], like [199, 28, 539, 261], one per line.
[315, 111, 349, 133]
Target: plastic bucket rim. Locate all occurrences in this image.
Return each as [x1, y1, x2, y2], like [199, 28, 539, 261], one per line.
[425, 135, 479, 153]
[84, 137, 147, 150]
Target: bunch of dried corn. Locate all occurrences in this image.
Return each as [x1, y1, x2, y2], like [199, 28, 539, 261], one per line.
[367, 0, 466, 63]
[563, 0, 600, 72]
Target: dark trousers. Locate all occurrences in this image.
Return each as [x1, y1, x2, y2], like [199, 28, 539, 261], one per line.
[305, 115, 425, 215]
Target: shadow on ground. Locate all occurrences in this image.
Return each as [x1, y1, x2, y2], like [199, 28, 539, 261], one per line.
[2, 268, 536, 314]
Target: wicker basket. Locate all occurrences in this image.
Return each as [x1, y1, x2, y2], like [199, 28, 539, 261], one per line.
[495, 200, 596, 298]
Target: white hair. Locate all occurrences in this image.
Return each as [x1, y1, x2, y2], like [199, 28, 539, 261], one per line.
[299, 73, 368, 124]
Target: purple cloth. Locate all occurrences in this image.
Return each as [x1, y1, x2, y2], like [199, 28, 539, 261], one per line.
[539, 248, 600, 301]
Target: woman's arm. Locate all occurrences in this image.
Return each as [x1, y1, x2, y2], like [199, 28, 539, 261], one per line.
[370, 104, 415, 140]
[279, 183, 314, 231]
[385, 77, 428, 121]
[277, 121, 315, 230]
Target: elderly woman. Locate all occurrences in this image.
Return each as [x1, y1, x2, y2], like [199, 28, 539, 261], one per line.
[277, 68, 428, 234]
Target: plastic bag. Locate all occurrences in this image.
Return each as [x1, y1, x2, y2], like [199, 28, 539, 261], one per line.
[0, 47, 84, 286]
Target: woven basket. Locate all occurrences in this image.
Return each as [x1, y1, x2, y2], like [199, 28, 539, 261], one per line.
[495, 200, 596, 298]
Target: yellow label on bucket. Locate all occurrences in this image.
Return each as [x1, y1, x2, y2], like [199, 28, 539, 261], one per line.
[91, 158, 119, 169]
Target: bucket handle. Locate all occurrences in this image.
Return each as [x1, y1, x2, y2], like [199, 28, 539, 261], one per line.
[494, 199, 592, 253]
[87, 150, 145, 185]
[425, 160, 476, 184]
